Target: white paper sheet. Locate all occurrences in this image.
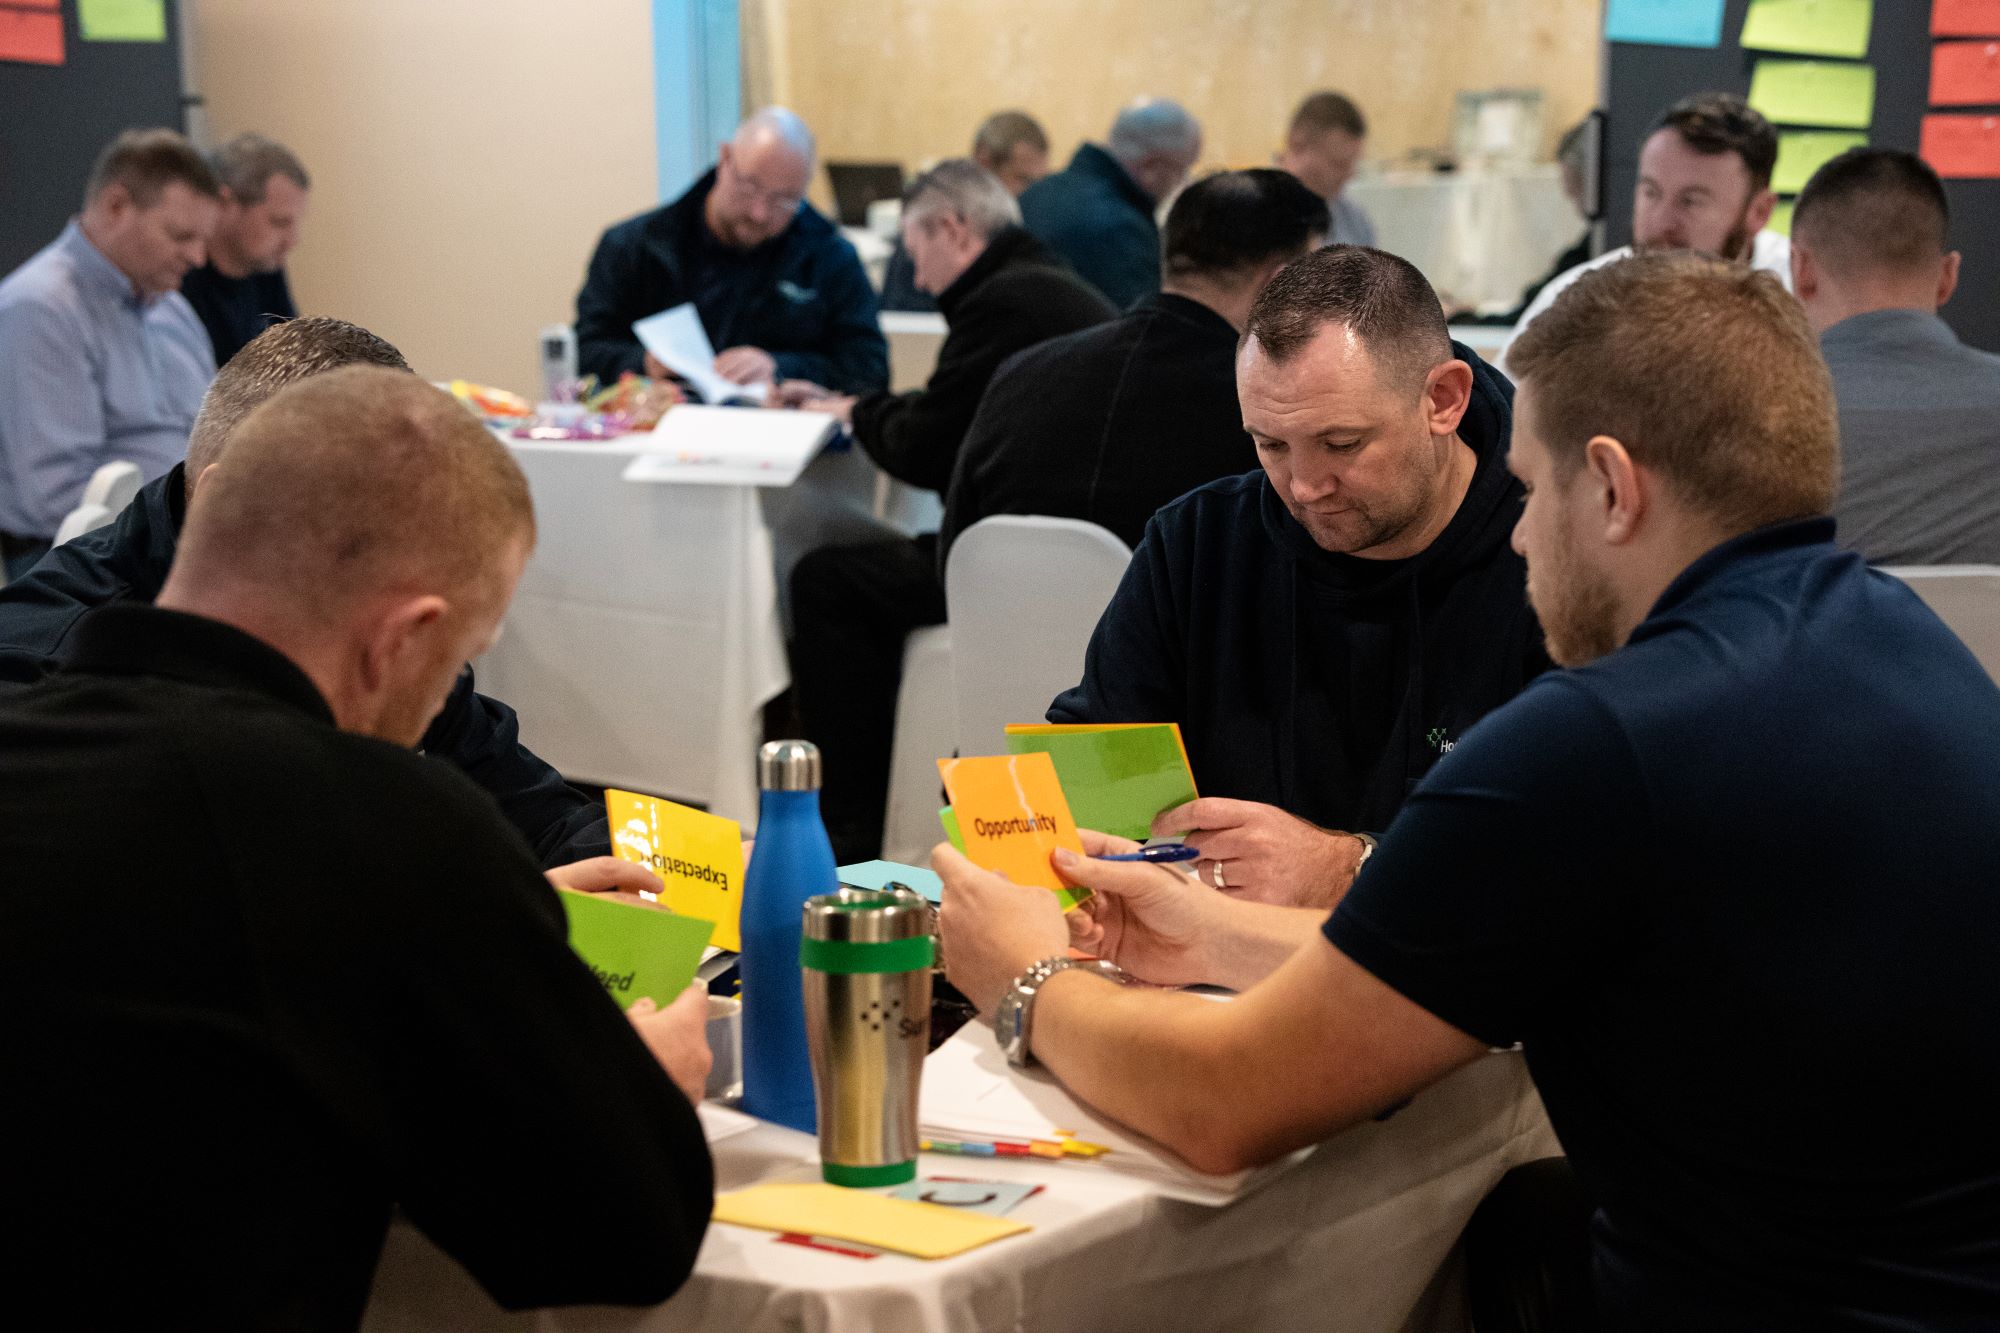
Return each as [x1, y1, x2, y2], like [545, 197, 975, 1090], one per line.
[621, 405, 838, 488]
[633, 303, 772, 406]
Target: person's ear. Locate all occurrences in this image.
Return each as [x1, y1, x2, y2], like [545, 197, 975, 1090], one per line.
[192, 462, 221, 498]
[357, 594, 450, 695]
[1746, 188, 1777, 236]
[1939, 251, 1963, 308]
[1422, 360, 1476, 436]
[1585, 436, 1645, 545]
[1790, 240, 1817, 302]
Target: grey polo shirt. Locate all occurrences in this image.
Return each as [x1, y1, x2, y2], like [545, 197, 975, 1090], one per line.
[0, 221, 214, 539]
[1825, 308, 2000, 566]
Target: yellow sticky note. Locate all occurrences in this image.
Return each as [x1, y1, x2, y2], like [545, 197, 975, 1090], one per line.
[937, 752, 1088, 909]
[1741, 0, 1873, 60]
[1772, 129, 1869, 192]
[1749, 59, 1876, 129]
[605, 789, 745, 952]
[714, 1183, 1030, 1258]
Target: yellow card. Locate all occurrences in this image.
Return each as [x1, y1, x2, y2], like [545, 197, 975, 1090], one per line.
[936, 752, 1088, 909]
[713, 1183, 1029, 1258]
[605, 789, 744, 952]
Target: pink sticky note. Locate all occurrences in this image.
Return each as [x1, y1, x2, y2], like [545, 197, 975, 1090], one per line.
[0, 6, 64, 65]
[1922, 113, 2000, 178]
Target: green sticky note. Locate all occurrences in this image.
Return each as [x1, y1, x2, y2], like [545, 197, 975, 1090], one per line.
[939, 807, 966, 852]
[1749, 59, 1876, 129]
[79, 0, 165, 41]
[1741, 0, 1871, 60]
[1003, 725, 1198, 843]
[1767, 198, 1797, 237]
[1772, 130, 1869, 192]
[557, 889, 715, 1011]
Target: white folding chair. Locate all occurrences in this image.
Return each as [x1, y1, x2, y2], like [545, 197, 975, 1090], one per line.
[880, 624, 955, 867]
[1884, 564, 2000, 685]
[53, 460, 145, 547]
[943, 516, 1132, 756]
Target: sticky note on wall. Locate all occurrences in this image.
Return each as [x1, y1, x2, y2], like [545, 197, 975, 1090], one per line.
[1935, 0, 2000, 38]
[937, 752, 1088, 909]
[1772, 131, 1870, 193]
[1749, 59, 1876, 129]
[1741, 0, 1873, 59]
[605, 789, 745, 951]
[1921, 113, 2000, 178]
[0, 7, 64, 65]
[1932, 41, 2000, 106]
[1605, 0, 1726, 48]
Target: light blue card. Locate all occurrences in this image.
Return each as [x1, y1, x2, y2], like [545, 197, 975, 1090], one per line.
[891, 1178, 1041, 1216]
[1606, 0, 1725, 47]
[837, 859, 944, 904]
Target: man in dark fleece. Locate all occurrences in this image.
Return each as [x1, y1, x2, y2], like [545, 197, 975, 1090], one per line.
[1052, 246, 1549, 908]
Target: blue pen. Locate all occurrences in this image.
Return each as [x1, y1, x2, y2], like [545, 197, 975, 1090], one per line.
[1099, 843, 1199, 864]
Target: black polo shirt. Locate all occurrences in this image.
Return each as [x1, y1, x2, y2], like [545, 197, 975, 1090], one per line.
[179, 262, 297, 366]
[0, 605, 712, 1329]
[1329, 519, 2000, 1328]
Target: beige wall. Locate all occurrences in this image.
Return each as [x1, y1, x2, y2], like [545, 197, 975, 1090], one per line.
[750, 0, 1600, 198]
[191, 0, 658, 392]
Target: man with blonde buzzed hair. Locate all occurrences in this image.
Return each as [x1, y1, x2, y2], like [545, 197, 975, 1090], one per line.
[0, 367, 715, 1327]
[576, 107, 887, 396]
[0, 316, 640, 883]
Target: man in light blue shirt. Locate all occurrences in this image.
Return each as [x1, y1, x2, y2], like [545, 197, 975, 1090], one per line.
[1276, 91, 1376, 248]
[0, 129, 220, 580]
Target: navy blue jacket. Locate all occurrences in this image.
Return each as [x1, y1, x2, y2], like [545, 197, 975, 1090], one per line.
[1018, 144, 1160, 311]
[0, 468, 609, 866]
[574, 170, 888, 394]
[1050, 345, 1550, 835]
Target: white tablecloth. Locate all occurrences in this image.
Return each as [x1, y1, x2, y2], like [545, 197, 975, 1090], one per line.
[1347, 166, 1584, 313]
[363, 1051, 1557, 1333]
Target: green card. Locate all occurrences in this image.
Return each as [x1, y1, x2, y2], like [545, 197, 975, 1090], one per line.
[1772, 130, 1869, 192]
[79, 0, 166, 42]
[557, 889, 715, 1011]
[1749, 59, 1876, 129]
[939, 807, 966, 852]
[1004, 724, 1198, 842]
[1741, 0, 1871, 60]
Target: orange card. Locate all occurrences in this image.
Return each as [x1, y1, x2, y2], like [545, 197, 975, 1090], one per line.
[0, 7, 64, 65]
[1922, 113, 2000, 178]
[937, 752, 1089, 909]
[1936, 0, 2000, 38]
[1932, 41, 2000, 106]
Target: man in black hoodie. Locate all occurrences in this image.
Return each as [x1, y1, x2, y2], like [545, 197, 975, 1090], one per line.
[782, 159, 1115, 860]
[1052, 246, 1549, 906]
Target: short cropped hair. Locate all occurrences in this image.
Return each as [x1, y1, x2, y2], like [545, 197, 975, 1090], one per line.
[1793, 148, 1950, 280]
[209, 133, 311, 205]
[1651, 92, 1778, 192]
[178, 367, 535, 608]
[1244, 245, 1452, 393]
[903, 158, 1021, 241]
[1108, 99, 1200, 161]
[972, 111, 1048, 164]
[186, 318, 413, 492]
[1507, 252, 1836, 532]
[1288, 91, 1367, 142]
[83, 129, 220, 210]
[1163, 169, 1329, 282]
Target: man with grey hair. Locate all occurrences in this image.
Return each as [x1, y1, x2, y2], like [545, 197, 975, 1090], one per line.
[883, 109, 1053, 312]
[576, 106, 886, 396]
[780, 158, 1114, 859]
[180, 133, 312, 367]
[1021, 98, 1203, 309]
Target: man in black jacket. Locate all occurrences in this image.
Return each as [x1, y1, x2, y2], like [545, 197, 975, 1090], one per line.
[941, 168, 1329, 557]
[782, 160, 1115, 859]
[0, 367, 713, 1328]
[776, 158, 1114, 491]
[1020, 98, 1203, 310]
[574, 107, 887, 396]
[1052, 246, 1549, 907]
[0, 317, 635, 879]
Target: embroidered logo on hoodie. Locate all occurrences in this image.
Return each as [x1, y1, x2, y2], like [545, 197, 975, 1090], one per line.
[1427, 727, 1455, 753]
[777, 280, 817, 304]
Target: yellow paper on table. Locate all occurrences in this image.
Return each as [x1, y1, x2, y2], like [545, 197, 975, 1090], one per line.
[937, 752, 1089, 909]
[605, 789, 744, 951]
[714, 1183, 1030, 1258]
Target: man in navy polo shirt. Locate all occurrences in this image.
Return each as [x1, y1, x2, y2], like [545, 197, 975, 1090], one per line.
[935, 253, 2000, 1328]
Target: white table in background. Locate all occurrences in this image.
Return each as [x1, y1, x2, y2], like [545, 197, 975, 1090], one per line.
[1347, 166, 1583, 313]
[362, 1051, 1557, 1333]
[476, 428, 917, 825]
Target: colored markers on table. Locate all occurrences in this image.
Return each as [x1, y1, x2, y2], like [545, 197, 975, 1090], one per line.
[920, 1134, 1111, 1160]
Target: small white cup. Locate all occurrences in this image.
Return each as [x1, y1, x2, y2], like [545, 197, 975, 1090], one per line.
[705, 995, 743, 1103]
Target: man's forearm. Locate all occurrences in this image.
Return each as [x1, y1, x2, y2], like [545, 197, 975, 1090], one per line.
[1206, 898, 1328, 990]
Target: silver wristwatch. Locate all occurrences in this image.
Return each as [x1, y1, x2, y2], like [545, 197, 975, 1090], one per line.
[994, 955, 1131, 1069]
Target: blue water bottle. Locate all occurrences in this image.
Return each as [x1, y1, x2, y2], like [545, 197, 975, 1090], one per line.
[739, 739, 839, 1132]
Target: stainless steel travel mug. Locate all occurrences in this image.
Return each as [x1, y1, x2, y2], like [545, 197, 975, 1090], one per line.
[800, 885, 935, 1187]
